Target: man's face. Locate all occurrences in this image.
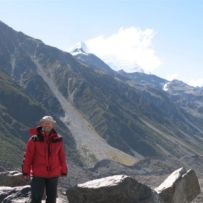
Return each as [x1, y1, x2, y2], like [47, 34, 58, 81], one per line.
[41, 121, 54, 132]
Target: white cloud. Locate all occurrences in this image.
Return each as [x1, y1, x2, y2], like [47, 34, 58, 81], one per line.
[85, 27, 161, 73]
[188, 79, 203, 87]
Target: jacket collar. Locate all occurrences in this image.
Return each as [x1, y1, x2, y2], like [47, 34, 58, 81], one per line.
[36, 126, 57, 137]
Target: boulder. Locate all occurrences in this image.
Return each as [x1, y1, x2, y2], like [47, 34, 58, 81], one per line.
[154, 167, 200, 203]
[67, 174, 158, 203]
[0, 171, 28, 187]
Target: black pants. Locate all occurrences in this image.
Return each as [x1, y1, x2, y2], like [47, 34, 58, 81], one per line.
[31, 177, 58, 203]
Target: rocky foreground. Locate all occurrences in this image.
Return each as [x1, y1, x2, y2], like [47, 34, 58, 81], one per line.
[0, 168, 201, 203]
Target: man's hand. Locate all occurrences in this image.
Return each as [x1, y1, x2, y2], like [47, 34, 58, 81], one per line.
[23, 175, 30, 181]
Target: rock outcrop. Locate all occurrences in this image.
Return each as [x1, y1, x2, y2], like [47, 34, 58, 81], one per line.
[67, 174, 158, 203]
[155, 167, 200, 203]
[0, 185, 30, 203]
[0, 171, 28, 187]
[0, 171, 30, 202]
[67, 167, 201, 203]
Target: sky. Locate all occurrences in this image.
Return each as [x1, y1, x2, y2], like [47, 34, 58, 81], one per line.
[0, 0, 203, 86]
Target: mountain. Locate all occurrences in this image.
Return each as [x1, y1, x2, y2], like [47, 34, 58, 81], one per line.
[117, 70, 167, 90]
[71, 41, 144, 73]
[69, 41, 203, 161]
[71, 41, 114, 75]
[163, 80, 203, 119]
[0, 20, 203, 180]
[70, 43, 168, 92]
[71, 41, 90, 56]
[0, 21, 138, 169]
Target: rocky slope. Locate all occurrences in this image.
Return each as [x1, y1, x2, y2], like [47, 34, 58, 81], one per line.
[0, 70, 46, 167]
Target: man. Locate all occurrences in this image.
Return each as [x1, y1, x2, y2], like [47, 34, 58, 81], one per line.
[22, 116, 68, 203]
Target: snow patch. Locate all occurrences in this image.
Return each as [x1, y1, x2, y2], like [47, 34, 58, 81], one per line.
[70, 41, 89, 56]
[42, 197, 65, 203]
[163, 82, 169, 91]
[7, 171, 22, 176]
[71, 49, 89, 56]
[10, 198, 30, 203]
[0, 186, 13, 190]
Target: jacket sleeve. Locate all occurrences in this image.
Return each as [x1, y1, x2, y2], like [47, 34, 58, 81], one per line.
[59, 142, 68, 176]
[22, 138, 35, 176]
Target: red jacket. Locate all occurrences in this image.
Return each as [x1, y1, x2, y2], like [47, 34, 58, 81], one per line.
[22, 126, 68, 178]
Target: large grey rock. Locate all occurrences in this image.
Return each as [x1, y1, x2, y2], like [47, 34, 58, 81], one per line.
[0, 171, 27, 187]
[67, 174, 158, 203]
[155, 167, 200, 203]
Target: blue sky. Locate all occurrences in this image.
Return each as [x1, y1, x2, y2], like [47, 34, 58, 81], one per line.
[0, 0, 203, 86]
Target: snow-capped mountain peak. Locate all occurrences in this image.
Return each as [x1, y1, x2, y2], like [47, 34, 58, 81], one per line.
[70, 41, 89, 56]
